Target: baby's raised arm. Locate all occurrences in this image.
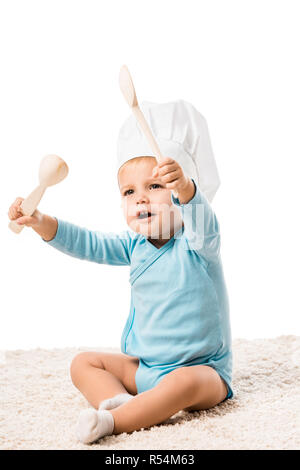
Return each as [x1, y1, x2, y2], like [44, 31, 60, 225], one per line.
[8, 197, 58, 241]
[171, 180, 221, 265]
[8, 197, 133, 266]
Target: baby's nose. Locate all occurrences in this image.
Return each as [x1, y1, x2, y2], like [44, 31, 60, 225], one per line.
[136, 194, 149, 204]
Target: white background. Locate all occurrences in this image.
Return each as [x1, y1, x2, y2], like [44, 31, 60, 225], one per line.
[1, 0, 299, 350]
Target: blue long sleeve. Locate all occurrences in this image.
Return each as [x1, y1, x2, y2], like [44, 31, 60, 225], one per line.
[171, 178, 220, 264]
[43, 218, 133, 266]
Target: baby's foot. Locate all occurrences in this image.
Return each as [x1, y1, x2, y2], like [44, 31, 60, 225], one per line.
[76, 408, 114, 444]
[99, 392, 134, 411]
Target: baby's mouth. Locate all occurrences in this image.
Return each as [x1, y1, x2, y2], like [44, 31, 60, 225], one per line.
[137, 211, 156, 221]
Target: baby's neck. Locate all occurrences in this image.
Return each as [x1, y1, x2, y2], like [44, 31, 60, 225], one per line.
[147, 237, 171, 249]
[146, 222, 184, 248]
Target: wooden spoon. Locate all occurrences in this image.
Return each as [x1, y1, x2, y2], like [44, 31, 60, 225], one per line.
[119, 65, 178, 198]
[9, 154, 68, 234]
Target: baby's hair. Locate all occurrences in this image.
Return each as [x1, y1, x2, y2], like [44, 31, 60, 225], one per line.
[117, 156, 156, 186]
[120, 155, 156, 170]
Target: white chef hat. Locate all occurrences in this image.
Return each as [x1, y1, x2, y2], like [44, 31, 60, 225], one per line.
[116, 99, 220, 202]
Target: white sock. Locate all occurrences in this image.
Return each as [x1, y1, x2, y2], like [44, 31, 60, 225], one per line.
[99, 392, 134, 411]
[76, 409, 114, 444]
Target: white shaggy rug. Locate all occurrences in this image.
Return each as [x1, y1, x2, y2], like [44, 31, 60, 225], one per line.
[1, 336, 300, 450]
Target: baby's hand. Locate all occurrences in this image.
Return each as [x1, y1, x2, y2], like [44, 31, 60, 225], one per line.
[152, 157, 195, 204]
[153, 157, 192, 191]
[152, 157, 190, 191]
[8, 197, 43, 228]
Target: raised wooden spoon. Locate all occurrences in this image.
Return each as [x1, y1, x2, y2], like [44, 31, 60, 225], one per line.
[119, 65, 178, 198]
[9, 154, 68, 234]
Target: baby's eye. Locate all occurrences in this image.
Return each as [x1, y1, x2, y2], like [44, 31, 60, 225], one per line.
[124, 189, 134, 196]
[150, 184, 162, 189]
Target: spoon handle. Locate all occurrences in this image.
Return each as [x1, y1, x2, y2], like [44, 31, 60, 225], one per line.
[132, 106, 164, 160]
[132, 106, 179, 198]
[8, 184, 47, 234]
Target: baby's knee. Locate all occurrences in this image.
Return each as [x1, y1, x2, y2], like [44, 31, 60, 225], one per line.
[70, 353, 86, 384]
[70, 352, 100, 385]
[163, 367, 198, 398]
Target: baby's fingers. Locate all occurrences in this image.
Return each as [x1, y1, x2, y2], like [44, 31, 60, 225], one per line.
[8, 197, 24, 220]
[8, 207, 23, 220]
[15, 211, 42, 227]
[16, 216, 33, 226]
[13, 197, 24, 210]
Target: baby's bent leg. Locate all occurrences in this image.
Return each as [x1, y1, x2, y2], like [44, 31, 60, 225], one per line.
[110, 365, 228, 434]
[70, 352, 139, 409]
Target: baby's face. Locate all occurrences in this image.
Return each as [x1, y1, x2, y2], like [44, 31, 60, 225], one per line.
[118, 157, 183, 241]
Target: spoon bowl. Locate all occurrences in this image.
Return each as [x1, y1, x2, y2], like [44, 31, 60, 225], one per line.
[119, 65, 138, 108]
[9, 154, 69, 234]
[39, 154, 69, 187]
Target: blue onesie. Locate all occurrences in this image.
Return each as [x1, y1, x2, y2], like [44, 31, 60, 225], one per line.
[44, 179, 233, 400]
